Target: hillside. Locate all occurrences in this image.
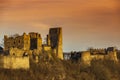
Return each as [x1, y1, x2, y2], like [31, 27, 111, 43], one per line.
[0, 57, 120, 80]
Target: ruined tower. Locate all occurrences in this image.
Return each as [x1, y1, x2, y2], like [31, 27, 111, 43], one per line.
[4, 27, 63, 59]
[29, 32, 42, 50]
[4, 33, 30, 50]
[4, 32, 42, 51]
[23, 33, 30, 50]
[49, 27, 63, 60]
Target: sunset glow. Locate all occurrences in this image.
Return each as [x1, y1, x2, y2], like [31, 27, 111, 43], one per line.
[0, 0, 120, 51]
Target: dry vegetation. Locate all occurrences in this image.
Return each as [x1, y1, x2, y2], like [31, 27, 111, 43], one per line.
[0, 52, 120, 80]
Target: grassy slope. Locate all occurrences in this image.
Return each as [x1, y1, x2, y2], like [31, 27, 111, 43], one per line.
[0, 51, 120, 80]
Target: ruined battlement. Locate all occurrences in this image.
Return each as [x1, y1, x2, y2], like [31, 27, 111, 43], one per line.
[29, 32, 41, 38]
[4, 27, 63, 60]
[1, 27, 64, 69]
[69, 47, 118, 65]
[81, 50, 118, 65]
[4, 32, 42, 51]
[89, 47, 117, 55]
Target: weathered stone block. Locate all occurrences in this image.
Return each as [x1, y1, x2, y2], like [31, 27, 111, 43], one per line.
[0, 56, 29, 69]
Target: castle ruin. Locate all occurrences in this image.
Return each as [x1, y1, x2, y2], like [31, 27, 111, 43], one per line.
[0, 27, 63, 69]
[4, 32, 42, 51]
[0, 27, 119, 69]
[70, 47, 118, 65]
[43, 28, 63, 59]
[4, 27, 63, 59]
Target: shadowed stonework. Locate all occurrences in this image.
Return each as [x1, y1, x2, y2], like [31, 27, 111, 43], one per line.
[42, 27, 63, 59]
[4, 27, 63, 58]
[69, 47, 118, 65]
[4, 32, 42, 51]
[49, 27, 63, 59]
[1, 27, 63, 69]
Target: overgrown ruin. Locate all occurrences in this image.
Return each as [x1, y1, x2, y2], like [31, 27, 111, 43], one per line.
[70, 47, 118, 65]
[0, 27, 119, 69]
[0, 27, 63, 69]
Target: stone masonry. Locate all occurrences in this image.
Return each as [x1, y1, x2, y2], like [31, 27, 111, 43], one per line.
[4, 27, 63, 60]
[4, 32, 42, 51]
[42, 27, 63, 59]
[1, 27, 64, 69]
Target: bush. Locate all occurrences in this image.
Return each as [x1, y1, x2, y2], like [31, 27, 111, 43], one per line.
[0, 58, 120, 80]
[90, 60, 112, 80]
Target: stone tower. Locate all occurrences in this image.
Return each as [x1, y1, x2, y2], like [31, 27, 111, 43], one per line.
[49, 27, 63, 60]
[4, 33, 30, 50]
[4, 32, 42, 51]
[29, 32, 42, 50]
[23, 33, 30, 50]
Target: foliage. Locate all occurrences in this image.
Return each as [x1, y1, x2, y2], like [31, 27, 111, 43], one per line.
[0, 56, 120, 80]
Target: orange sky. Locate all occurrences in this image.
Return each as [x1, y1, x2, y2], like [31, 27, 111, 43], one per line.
[0, 0, 120, 51]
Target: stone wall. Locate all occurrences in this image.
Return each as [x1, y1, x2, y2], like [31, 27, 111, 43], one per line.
[4, 32, 42, 51]
[81, 51, 91, 65]
[81, 51, 118, 65]
[29, 32, 42, 50]
[0, 56, 29, 69]
[42, 45, 51, 52]
[49, 28, 63, 60]
[4, 27, 63, 60]
[4, 33, 30, 50]
[23, 33, 30, 50]
[9, 48, 25, 57]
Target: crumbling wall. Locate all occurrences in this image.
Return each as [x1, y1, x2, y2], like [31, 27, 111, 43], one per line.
[4, 32, 42, 51]
[81, 51, 91, 65]
[23, 33, 30, 50]
[9, 48, 25, 57]
[29, 32, 42, 50]
[49, 28, 63, 60]
[42, 45, 51, 52]
[0, 56, 29, 69]
[4, 28, 63, 60]
[104, 51, 118, 61]
[4, 33, 30, 50]
[81, 51, 118, 65]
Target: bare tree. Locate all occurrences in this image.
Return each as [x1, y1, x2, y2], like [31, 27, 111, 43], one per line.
[0, 38, 4, 48]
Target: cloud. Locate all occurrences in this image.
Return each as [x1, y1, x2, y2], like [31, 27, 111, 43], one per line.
[30, 22, 50, 30]
[0, 0, 120, 51]
[0, 0, 119, 31]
